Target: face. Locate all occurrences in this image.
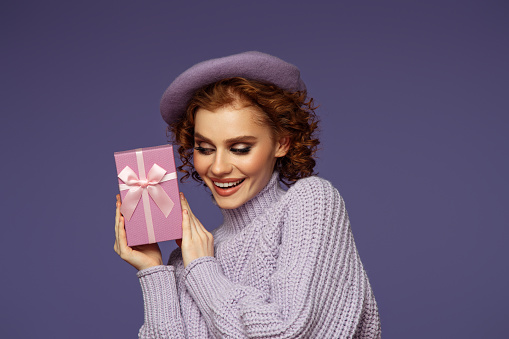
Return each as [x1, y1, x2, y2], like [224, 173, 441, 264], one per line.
[193, 103, 289, 209]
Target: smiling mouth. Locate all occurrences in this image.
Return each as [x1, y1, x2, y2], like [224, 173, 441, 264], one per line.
[213, 179, 245, 188]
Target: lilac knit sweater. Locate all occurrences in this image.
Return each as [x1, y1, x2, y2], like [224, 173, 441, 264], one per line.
[136, 173, 381, 338]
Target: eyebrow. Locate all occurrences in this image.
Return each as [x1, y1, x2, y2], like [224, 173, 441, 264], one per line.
[194, 132, 258, 144]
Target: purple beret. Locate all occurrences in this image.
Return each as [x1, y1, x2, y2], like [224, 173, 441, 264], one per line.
[160, 51, 306, 125]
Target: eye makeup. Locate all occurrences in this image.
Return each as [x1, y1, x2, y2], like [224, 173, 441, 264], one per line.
[230, 146, 251, 154]
[194, 146, 214, 155]
[194, 145, 252, 155]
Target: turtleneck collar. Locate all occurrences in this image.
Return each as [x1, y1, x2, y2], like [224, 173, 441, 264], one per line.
[218, 171, 286, 234]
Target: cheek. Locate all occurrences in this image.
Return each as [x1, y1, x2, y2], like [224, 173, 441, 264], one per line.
[193, 152, 208, 177]
[240, 149, 275, 175]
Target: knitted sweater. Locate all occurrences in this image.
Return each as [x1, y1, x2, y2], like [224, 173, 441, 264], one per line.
[136, 173, 381, 338]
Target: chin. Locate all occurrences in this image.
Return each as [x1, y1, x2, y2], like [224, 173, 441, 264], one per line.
[204, 178, 251, 209]
[212, 195, 246, 210]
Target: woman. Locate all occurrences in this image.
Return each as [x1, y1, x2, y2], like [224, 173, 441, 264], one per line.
[114, 51, 381, 338]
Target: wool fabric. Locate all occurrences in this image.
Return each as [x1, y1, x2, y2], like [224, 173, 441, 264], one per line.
[159, 51, 307, 125]
[136, 172, 381, 338]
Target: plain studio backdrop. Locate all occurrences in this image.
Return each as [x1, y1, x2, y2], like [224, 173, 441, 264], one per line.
[1, 1, 507, 338]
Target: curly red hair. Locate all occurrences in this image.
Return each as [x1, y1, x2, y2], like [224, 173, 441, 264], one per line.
[167, 77, 320, 187]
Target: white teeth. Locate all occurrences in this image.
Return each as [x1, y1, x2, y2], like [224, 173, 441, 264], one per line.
[214, 179, 244, 188]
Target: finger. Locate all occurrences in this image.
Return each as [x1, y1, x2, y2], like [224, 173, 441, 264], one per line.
[192, 214, 207, 239]
[180, 194, 211, 246]
[180, 193, 196, 219]
[191, 213, 206, 232]
[180, 193, 201, 234]
[180, 192, 190, 212]
[116, 201, 126, 239]
[115, 198, 120, 229]
[114, 198, 121, 253]
[187, 209, 202, 239]
[115, 198, 129, 252]
[189, 208, 202, 237]
[183, 198, 206, 236]
[191, 215, 212, 243]
[196, 222, 213, 248]
[180, 193, 201, 237]
[182, 209, 192, 240]
[117, 215, 129, 249]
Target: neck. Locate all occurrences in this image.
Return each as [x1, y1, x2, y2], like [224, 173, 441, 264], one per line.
[219, 171, 286, 234]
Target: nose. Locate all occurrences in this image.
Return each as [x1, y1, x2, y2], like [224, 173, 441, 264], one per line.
[210, 150, 233, 176]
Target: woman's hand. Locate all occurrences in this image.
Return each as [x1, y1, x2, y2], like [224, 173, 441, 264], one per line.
[179, 193, 214, 268]
[114, 194, 163, 271]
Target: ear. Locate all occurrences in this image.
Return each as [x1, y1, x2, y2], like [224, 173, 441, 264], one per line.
[275, 136, 291, 158]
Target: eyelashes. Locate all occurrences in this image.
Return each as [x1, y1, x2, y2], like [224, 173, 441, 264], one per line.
[230, 147, 251, 154]
[194, 146, 214, 155]
[194, 146, 251, 155]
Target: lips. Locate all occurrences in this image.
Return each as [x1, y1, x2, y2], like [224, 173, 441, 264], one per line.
[210, 178, 246, 196]
[213, 178, 244, 188]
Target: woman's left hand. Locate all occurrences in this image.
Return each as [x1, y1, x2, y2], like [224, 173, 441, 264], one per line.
[179, 193, 214, 267]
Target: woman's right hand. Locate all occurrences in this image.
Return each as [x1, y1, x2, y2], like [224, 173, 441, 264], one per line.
[114, 194, 163, 271]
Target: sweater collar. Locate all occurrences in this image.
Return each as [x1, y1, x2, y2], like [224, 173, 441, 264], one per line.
[219, 171, 286, 233]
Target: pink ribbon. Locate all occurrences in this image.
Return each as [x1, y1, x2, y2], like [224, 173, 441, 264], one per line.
[118, 163, 175, 221]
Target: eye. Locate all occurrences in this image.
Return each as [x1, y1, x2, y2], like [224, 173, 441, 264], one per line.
[230, 145, 252, 154]
[194, 143, 215, 155]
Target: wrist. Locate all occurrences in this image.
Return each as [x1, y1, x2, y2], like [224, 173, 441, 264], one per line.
[136, 259, 163, 271]
[137, 264, 174, 278]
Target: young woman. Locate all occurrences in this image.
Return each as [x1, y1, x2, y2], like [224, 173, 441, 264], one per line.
[114, 51, 381, 338]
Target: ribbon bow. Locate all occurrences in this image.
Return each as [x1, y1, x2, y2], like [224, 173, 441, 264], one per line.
[118, 164, 175, 220]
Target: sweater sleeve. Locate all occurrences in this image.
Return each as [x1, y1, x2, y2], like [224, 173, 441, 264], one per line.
[136, 265, 186, 338]
[183, 177, 381, 338]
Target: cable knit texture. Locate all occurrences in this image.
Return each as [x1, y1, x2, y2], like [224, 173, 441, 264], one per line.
[137, 172, 381, 338]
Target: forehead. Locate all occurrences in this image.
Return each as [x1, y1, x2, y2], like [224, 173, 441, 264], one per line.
[194, 105, 272, 141]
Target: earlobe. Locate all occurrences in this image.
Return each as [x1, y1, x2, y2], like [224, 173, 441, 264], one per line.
[275, 136, 291, 157]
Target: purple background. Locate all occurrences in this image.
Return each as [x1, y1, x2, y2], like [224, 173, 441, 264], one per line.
[1, 1, 507, 338]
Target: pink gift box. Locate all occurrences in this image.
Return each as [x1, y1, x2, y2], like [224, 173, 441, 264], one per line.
[114, 144, 182, 246]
